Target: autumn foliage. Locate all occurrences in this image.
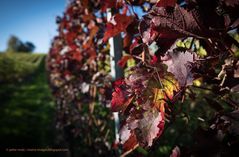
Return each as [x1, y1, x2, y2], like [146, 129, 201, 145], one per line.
[47, 0, 239, 156]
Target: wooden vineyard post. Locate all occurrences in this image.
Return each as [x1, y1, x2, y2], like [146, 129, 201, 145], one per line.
[107, 9, 123, 144]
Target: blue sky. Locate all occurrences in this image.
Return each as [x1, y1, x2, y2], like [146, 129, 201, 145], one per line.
[0, 0, 66, 53]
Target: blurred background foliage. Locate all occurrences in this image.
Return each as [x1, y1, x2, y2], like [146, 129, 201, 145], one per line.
[0, 49, 115, 157]
[0, 51, 58, 157]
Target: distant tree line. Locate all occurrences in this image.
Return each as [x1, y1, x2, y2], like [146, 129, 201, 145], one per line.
[6, 35, 35, 53]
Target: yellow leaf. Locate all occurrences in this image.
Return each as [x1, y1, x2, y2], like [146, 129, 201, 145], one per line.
[152, 73, 179, 111]
[152, 88, 165, 112]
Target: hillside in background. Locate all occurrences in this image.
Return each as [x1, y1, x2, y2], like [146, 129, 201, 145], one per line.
[0, 52, 60, 157]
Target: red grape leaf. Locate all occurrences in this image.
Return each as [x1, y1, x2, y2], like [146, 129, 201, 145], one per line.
[103, 14, 134, 42]
[139, 4, 212, 48]
[156, 0, 176, 7]
[151, 4, 208, 38]
[83, 26, 99, 49]
[72, 51, 83, 62]
[82, 14, 94, 22]
[111, 80, 133, 112]
[86, 48, 97, 61]
[89, 26, 99, 41]
[116, 65, 179, 151]
[123, 33, 133, 48]
[65, 32, 77, 45]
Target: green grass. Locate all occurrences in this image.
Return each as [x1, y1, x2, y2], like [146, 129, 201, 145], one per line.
[0, 52, 57, 157]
